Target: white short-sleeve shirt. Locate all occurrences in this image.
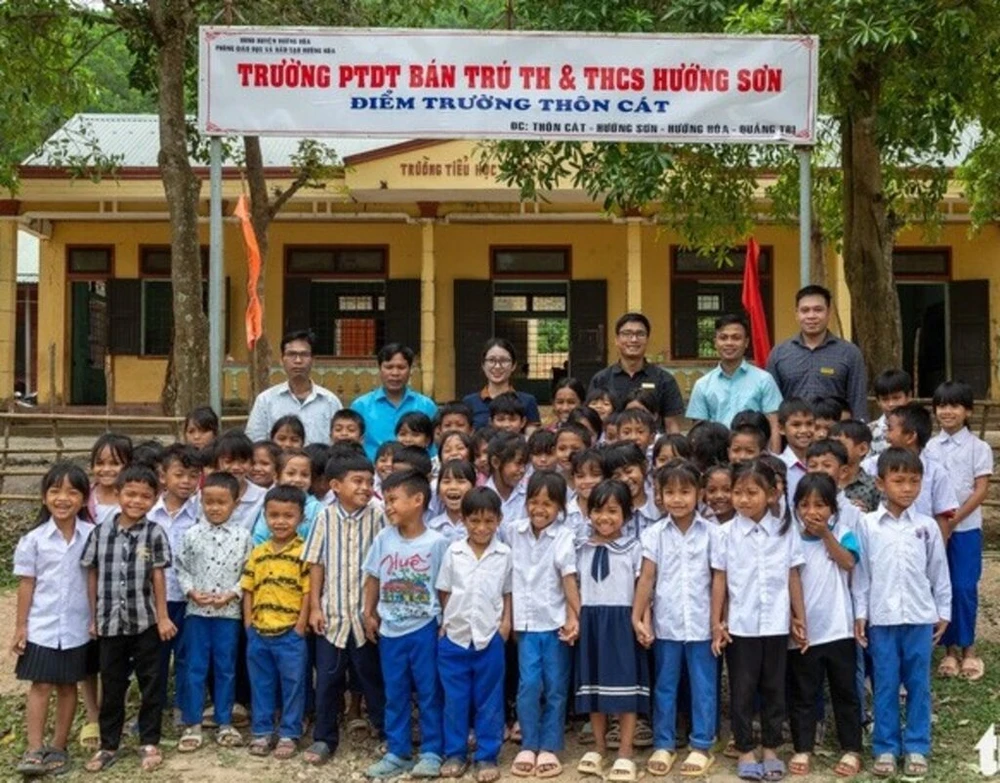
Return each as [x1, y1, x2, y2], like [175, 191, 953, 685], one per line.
[793, 512, 859, 648]
[504, 518, 578, 632]
[436, 537, 512, 649]
[641, 515, 719, 642]
[622, 492, 662, 542]
[711, 512, 805, 638]
[426, 512, 467, 543]
[924, 428, 993, 532]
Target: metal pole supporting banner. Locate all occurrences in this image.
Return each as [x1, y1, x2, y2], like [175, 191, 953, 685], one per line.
[209, 138, 223, 414]
[798, 147, 812, 288]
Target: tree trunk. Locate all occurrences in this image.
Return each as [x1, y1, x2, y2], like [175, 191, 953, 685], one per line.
[154, 1, 209, 415]
[243, 136, 273, 403]
[840, 70, 902, 378]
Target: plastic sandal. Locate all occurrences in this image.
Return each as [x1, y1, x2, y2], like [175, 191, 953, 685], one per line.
[763, 757, 787, 781]
[248, 736, 274, 757]
[535, 752, 563, 779]
[42, 747, 71, 777]
[960, 656, 985, 681]
[138, 745, 163, 772]
[577, 751, 604, 776]
[84, 749, 119, 773]
[367, 752, 415, 779]
[216, 725, 243, 747]
[16, 749, 48, 777]
[834, 752, 862, 778]
[647, 749, 676, 776]
[440, 756, 468, 777]
[606, 719, 621, 749]
[789, 752, 810, 775]
[578, 720, 595, 745]
[738, 760, 765, 781]
[178, 726, 203, 752]
[303, 741, 332, 766]
[872, 753, 896, 777]
[634, 718, 654, 748]
[412, 753, 443, 778]
[608, 757, 638, 782]
[272, 738, 297, 760]
[78, 721, 100, 751]
[510, 750, 536, 777]
[679, 750, 715, 777]
[903, 752, 928, 779]
[937, 655, 960, 677]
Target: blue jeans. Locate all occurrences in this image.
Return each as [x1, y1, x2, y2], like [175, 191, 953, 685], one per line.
[941, 529, 982, 649]
[868, 625, 933, 757]
[517, 631, 570, 753]
[653, 640, 717, 751]
[180, 615, 239, 727]
[158, 601, 187, 709]
[380, 621, 443, 760]
[314, 632, 385, 749]
[246, 627, 307, 740]
[438, 634, 505, 763]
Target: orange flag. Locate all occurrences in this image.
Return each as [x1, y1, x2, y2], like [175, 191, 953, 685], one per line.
[234, 195, 263, 349]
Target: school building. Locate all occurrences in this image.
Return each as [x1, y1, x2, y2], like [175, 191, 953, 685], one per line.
[0, 113, 996, 410]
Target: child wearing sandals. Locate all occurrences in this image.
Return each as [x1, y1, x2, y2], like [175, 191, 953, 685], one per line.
[503, 470, 580, 779]
[575, 479, 650, 783]
[853, 448, 951, 779]
[175, 472, 253, 753]
[435, 486, 512, 782]
[711, 460, 807, 782]
[632, 460, 720, 778]
[11, 463, 97, 777]
[787, 473, 863, 778]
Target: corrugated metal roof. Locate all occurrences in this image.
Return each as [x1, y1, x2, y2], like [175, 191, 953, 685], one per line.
[22, 113, 410, 168]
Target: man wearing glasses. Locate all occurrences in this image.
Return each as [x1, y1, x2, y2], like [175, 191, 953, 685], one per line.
[587, 312, 685, 433]
[245, 330, 343, 445]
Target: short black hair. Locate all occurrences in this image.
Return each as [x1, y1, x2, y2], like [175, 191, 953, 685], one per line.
[654, 458, 702, 492]
[115, 463, 159, 493]
[688, 420, 730, 472]
[618, 407, 657, 432]
[877, 446, 923, 478]
[778, 397, 814, 425]
[553, 377, 586, 404]
[795, 284, 831, 306]
[715, 313, 749, 334]
[183, 405, 220, 435]
[331, 408, 366, 435]
[381, 468, 432, 510]
[571, 447, 607, 476]
[480, 338, 517, 364]
[375, 440, 402, 461]
[730, 423, 767, 451]
[203, 470, 240, 500]
[325, 452, 375, 481]
[527, 428, 557, 455]
[526, 469, 567, 509]
[377, 342, 415, 366]
[91, 432, 133, 468]
[615, 312, 651, 335]
[277, 447, 311, 474]
[730, 409, 771, 443]
[601, 441, 647, 473]
[396, 411, 434, 440]
[589, 478, 633, 519]
[280, 330, 316, 355]
[161, 443, 203, 471]
[212, 429, 254, 465]
[487, 431, 527, 468]
[438, 459, 476, 487]
[489, 391, 527, 419]
[132, 439, 166, 471]
[873, 368, 912, 399]
[461, 486, 502, 519]
[830, 420, 872, 446]
[758, 453, 788, 481]
[393, 445, 433, 478]
[625, 387, 661, 418]
[585, 387, 622, 412]
[932, 380, 974, 412]
[555, 422, 594, 449]
[811, 396, 845, 422]
[253, 440, 281, 467]
[566, 405, 604, 439]
[805, 438, 849, 466]
[793, 472, 839, 514]
[652, 433, 692, 461]
[270, 415, 306, 443]
[264, 484, 307, 512]
[888, 402, 933, 449]
[435, 401, 474, 430]
[304, 443, 333, 481]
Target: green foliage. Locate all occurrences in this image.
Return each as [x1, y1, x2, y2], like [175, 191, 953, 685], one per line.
[537, 319, 568, 353]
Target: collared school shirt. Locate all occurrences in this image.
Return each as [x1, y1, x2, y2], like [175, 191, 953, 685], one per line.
[924, 427, 993, 532]
[147, 494, 201, 603]
[913, 453, 959, 519]
[781, 446, 807, 511]
[301, 500, 385, 648]
[229, 481, 266, 531]
[176, 518, 253, 620]
[81, 515, 172, 637]
[484, 476, 528, 525]
[436, 536, 512, 649]
[240, 536, 310, 635]
[852, 504, 951, 626]
[503, 518, 578, 632]
[685, 360, 784, 426]
[841, 469, 881, 514]
[641, 515, 720, 642]
[766, 332, 868, 420]
[577, 537, 642, 607]
[427, 512, 467, 542]
[711, 512, 805, 638]
[13, 518, 92, 650]
[245, 380, 343, 445]
[351, 385, 437, 459]
[622, 492, 662, 542]
[794, 512, 858, 648]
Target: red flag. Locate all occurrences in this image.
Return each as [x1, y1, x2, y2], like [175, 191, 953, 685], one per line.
[741, 237, 771, 368]
[234, 195, 263, 349]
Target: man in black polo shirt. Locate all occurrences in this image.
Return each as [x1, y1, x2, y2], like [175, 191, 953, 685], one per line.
[588, 312, 685, 433]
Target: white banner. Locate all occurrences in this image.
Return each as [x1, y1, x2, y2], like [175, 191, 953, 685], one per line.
[198, 27, 817, 145]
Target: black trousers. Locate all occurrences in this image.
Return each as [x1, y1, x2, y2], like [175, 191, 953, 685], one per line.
[313, 634, 386, 749]
[726, 635, 787, 752]
[787, 638, 861, 753]
[99, 626, 164, 750]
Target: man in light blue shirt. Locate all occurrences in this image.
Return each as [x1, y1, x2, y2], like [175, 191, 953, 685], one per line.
[685, 314, 783, 451]
[245, 330, 343, 445]
[351, 343, 437, 459]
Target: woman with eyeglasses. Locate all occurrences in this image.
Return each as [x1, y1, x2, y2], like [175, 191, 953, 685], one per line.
[462, 338, 542, 430]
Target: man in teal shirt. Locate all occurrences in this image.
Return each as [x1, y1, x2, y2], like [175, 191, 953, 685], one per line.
[351, 343, 437, 459]
[685, 314, 783, 451]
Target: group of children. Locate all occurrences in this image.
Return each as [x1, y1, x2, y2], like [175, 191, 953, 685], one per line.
[9, 367, 990, 782]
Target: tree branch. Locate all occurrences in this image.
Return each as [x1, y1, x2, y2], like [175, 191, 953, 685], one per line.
[268, 172, 311, 219]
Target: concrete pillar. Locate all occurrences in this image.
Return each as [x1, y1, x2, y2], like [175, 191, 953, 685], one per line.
[0, 222, 18, 402]
[420, 219, 436, 398]
[626, 218, 643, 311]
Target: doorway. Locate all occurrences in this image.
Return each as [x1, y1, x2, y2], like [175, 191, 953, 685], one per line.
[70, 281, 108, 405]
[897, 282, 947, 398]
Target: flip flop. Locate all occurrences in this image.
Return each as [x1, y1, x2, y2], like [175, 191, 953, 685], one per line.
[937, 655, 960, 677]
[960, 656, 985, 681]
[535, 751, 563, 779]
[608, 757, 638, 782]
[647, 749, 676, 776]
[577, 751, 604, 776]
[510, 749, 536, 777]
[679, 749, 714, 777]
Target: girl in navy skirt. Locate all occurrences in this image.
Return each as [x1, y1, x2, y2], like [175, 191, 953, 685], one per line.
[11, 463, 97, 776]
[575, 479, 650, 782]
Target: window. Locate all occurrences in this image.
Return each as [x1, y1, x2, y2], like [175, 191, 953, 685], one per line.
[492, 247, 570, 276]
[68, 247, 111, 275]
[892, 248, 949, 278]
[284, 247, 388, 358]
[139, 247, 209, 356]
[670, 246, 774, 360]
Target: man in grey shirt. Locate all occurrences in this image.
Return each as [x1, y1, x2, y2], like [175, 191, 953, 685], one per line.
[766, 285, 868, 420]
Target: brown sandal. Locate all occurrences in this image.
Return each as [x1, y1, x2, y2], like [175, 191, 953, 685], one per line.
[272, 738, 297, 760]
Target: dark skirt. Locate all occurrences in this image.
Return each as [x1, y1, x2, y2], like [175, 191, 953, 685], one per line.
[574, 605, 650, 714]
[15, 640, 96, 684]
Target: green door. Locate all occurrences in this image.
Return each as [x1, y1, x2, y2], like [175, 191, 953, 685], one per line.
[70, 281, 107, 405]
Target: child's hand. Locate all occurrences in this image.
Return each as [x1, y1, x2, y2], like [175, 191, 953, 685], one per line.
[558, 615, 579, 645]
[309, 608, 326, 635]
[9, 626, 26, 656]
[363, 613, 380, 644]
[188, 590, 211, 607]
[801, 517, 830, 539]
[632, 617, 654, 648]
[711, 622, 731, 657]
[158, 616, 177, 642]
[937, 519, 952, 544]
[854, 619, 868, 649]
[932, 618, 949, 644]
[294, 620, 308, 637]
[212, 592, 235, 607]
[791, 617, 809, 653]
